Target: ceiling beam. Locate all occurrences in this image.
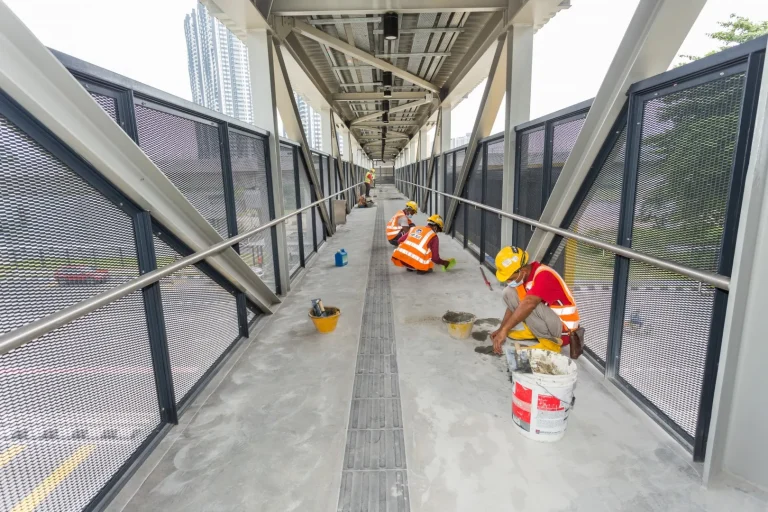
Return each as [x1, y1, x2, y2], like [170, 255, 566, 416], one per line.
[375, 52, 450, 58]
[291, 20, 439, 94]
[270, 0, 506, 15]
[350, 97, 434, 125]
[281, 33, 338, 105]
[333, 92, 427, 101]
[308, 17, 381, 25]
[373, 28, 464, 34]
[353, 121, 419, 127]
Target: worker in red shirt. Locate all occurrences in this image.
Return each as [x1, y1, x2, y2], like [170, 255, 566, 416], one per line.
[392, 215, 451, 274]
[490, 246, 580, 355]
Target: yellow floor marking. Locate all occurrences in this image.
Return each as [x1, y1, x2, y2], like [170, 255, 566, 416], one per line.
[11, 444, 95, 512]
[0, 445, 26, 468]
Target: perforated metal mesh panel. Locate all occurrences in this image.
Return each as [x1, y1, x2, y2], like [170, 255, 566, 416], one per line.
[90, 93, 118, 122]
[228, 130, 277, 293]
[154, 236, 240, 406]
[550, 115, 587, 191]
[280, 144, 301, 275]
[0, 114, 159, 512]
[312, 153, 325, 244]
[454, 149, 466, 241]
[297, 154, 315, 260]
[514, 128, 545, 249]
[466, 148, 483, 254]
[444, 153, 454, 217]
[618, 72, 746, 438]
[134, 104, 229, 238]
[485, 139, 504, 263]
[549, 127, 627, 364]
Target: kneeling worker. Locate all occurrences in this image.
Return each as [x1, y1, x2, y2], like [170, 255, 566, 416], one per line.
[490, 246, 580, 355]
[391, 215, 450, 274]
[386, 201, 418, 246]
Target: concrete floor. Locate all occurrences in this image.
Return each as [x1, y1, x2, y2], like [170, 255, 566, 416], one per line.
[108, 186, 768, 512]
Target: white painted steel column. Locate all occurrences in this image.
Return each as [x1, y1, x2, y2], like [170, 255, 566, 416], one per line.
[320, 106, 333, 154]
[419, 126, 429, 161]
[500, 23, 533, 249]
[525, 0, 707, 259]
[247, 29, 291, 293]
[705, 39, 768, 490]
[438, 105, 452, 216]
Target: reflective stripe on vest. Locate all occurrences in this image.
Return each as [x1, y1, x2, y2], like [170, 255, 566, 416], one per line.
[391, 227, 435, 271]
[515, 265, 580, 331]
[386, 211, 408, 240]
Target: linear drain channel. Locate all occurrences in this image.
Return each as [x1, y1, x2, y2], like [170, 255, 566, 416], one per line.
[338, 206, 410, 512]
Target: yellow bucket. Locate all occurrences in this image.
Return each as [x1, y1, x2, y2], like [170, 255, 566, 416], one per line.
[441, 311, 477, 340]
[309, 307, 341, 333]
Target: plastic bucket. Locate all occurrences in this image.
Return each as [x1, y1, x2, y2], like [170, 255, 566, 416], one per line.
[309, 307, 341, 334]
[509, 349, 578, 442]
[441, 311, 476, 340]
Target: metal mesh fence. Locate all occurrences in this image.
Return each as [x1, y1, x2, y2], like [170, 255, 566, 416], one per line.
[280, 144, 301, 275]
[0, 114, 158, 511]
[154, 236, 240, 406]
[90, 93, 118, 122]
[297, 155, 315, 260]
[454, 149, 466, 242]
[466, 148, 483, 254]
[514, 128, 544, 249]
[444, 153, 454, 217]
[550, 116, 587, 192]
[485, 139, 504, 264]
[312, 153, 325, 244]
[134, 104, 229, 238]
[617, 72, 747, 438]
[228, 130, 277, 293]
[548, 127, 627, 364]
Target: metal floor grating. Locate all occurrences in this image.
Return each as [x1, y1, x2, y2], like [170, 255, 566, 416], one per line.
[338, 206, 410, 512]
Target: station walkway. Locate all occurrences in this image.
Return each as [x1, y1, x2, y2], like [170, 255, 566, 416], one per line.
[106, 186, 768, 512]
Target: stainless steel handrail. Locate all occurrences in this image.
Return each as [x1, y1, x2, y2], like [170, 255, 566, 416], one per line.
[0, 183, 364, 357]
[396, 179, 730, 292]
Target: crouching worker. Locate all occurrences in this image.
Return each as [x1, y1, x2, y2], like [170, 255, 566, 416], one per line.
[490, 246, 580, 355]
[391, 215, 450, 274]
[386, 201, 418, 246]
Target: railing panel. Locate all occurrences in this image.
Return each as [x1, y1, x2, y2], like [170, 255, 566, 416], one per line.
[550, 115, 588, 192]
[444, 153, 454, 218]
[454, 149, 466, 241]
[513, 128, 545, 249]
[485, 139, 505, 264]
[297, 154, 315, 260]
[154, 236, 240, 407]
[134, 104, 229, 238]
[280, 144, 301, 276]
[466, 148, 484, 256]
[228, 130, 277, 293]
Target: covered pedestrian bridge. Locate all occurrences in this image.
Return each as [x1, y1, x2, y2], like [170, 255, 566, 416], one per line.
[1, 0, 768, 511]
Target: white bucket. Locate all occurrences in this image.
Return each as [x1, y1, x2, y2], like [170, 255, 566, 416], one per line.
[509, 349, 578, 442]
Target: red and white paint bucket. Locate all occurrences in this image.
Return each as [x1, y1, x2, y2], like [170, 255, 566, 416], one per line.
[510, 349, 578, 442]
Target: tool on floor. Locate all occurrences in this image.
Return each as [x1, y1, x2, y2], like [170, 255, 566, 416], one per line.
[311, 299, 327, 317]
[335, 249, 348, 267]
[480, 267, 493, 290]
[509, 341, 532, 374]
[440, 258, 457, 272]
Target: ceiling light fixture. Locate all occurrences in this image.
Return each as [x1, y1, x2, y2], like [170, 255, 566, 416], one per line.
[382, 112, 389, 123]
[382, 71, 393, 89]
[383, 12, 399, 41]
[383, 89, 392, 98]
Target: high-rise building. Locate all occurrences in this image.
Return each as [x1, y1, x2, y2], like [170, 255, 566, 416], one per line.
[294, 93, 323, 151]
[184, 5, 253, 124]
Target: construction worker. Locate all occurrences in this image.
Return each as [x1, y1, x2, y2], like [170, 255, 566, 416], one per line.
[490, 246, 580, 355]
[386, 201, 418, 246]
[391, 214, 451, 274]
[365, 168, 375, 197]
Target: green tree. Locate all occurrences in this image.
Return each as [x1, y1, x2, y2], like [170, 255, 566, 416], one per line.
[633, 15, 767, 271]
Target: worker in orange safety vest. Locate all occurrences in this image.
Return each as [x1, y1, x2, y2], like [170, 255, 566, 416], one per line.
[365, 169, 375, 197]
[489, 246, 581, 355]
[386, 201, 418, 246]
[391, 215, 451, 274]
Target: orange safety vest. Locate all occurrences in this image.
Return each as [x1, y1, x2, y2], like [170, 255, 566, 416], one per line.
[516, 264, 580, 332]
[391, 226, 436, 271]
[386, 211, 411, 241]
[365, 172, 374, 184]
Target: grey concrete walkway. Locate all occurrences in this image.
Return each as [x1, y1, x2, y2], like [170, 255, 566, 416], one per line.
[108, 186, 768, 512]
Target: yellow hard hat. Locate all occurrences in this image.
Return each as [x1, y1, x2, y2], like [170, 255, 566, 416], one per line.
[405, 201, 418, 213]
[427, 214, 444, 231]
[495, 246, 529, 282]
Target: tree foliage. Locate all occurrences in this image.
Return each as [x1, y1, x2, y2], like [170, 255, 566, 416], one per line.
[679, 14, 768, 63]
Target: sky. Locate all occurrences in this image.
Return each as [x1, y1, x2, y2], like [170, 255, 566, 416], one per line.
[4, 0, 768, 152]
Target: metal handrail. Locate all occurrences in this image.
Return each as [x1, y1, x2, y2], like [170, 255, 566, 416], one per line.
[396, 179, 731, 292]
[0, 183, 364, 357]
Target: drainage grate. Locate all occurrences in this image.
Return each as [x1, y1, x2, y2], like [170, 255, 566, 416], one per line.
[338, 207, 410, 512]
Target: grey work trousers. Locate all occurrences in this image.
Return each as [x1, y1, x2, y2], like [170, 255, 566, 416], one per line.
[502, 285, 562, 341]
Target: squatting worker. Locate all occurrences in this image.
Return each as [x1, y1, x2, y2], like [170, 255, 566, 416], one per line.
[365, 168, 375, 197]
[490, 246, 580, 355]
[391, 215, 451, 274]
[386, 201, 418, 246]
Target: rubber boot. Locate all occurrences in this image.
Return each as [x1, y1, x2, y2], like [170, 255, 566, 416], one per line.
[529, 337, 562, 353]
[507, 323, 537, 341]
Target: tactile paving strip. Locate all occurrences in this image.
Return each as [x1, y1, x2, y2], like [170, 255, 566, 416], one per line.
[338, 206, 410, 512]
